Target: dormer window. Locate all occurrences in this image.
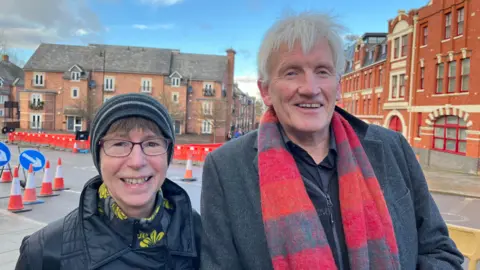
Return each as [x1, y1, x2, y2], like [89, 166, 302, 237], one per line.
[171, 77, 180, 87]
[381, 44, 386, 55]
[369, 50, 373, 59]
[71, 71, 80, 81]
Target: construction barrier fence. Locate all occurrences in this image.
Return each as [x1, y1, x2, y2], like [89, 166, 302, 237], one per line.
[7, 132, 222, 162]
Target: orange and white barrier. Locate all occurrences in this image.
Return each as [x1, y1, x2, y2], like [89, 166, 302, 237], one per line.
[23, 164, 44, 205]
[8, 167, 31, 213]
[53, 158, 65, 191]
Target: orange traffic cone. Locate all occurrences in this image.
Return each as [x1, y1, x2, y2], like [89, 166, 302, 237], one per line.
[23, 164, 44, 205]
[53, 158, 65, 191]
[39, 161, 59, 197]
[8, 167, 31, 213]
[1, 165, 12, 183]
[72, 142, 78, 153]
[182, 148, 196, 182]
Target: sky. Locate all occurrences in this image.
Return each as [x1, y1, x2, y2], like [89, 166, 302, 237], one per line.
[0, 0, 431, 98]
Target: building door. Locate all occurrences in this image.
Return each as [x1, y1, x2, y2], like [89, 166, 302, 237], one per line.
[30, 114, 42, 129]
[389, 116, 402, 132]
[174, 120, 181, 134]
[67, 116, 82, 131]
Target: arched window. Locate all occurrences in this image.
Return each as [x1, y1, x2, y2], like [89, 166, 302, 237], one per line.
[433, 116, 467, 154]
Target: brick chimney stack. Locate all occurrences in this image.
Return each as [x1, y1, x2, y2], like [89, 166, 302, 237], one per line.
[2, 55, 9, 62]
[225, 48, 236, 139]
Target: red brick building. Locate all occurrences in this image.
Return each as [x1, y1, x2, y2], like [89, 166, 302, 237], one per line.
[0, 54, 24, 128]
[21, 44, 255, 143]
[411, 0, 479, 173]
[341, 33, 388, 126]
[341, 1, 479, 174]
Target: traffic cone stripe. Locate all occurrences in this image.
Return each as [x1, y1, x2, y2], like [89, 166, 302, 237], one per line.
[1, 166, 12, 183]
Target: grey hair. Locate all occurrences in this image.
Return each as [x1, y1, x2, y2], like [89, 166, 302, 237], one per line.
[257, 11, 346, 85]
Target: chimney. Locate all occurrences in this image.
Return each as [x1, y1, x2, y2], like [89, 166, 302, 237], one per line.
[226, 48, 236, 137]
[2, 55, 9, 62]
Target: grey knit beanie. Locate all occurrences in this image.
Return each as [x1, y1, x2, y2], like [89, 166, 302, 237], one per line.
[90, 93, 175, 173]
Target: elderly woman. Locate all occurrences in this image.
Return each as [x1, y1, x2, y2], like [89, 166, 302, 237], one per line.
[15, 93, 201, 269]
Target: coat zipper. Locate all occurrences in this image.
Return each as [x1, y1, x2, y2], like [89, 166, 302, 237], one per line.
[322, 191, 345, 270]
[131, 220, 139, 248]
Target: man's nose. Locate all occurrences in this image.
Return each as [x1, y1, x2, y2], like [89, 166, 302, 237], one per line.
[298, 70, 320, 95]
[127, 144, 147, 168]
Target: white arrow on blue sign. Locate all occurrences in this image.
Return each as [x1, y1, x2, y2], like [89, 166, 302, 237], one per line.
[19, 149, 46, 172]
[0, 142, 11, 167]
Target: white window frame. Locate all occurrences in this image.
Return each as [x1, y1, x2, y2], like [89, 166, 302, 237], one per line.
[202, 120, 212, 134]
[33, 72, 45, 86]
[141, 78, 152, 92]
[202, 101, 212, 115]
[389, 71, 406, 100]
[204, 83, 213, 89]
[104, 77, 115, 91]
[172, 92, 179, 104]
[31, 93, 43, 106]
[171, 77, 180, 87]
[0, 95, 8, 104]
[71, 71, 81, 81]
[66, 116, 82, 131]
[30, 113, 42, 129]
[71, 87, 79, 98]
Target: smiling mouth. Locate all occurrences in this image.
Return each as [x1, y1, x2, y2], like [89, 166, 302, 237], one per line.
[121, 176, 153, 185]
[296, 103, 322, 109]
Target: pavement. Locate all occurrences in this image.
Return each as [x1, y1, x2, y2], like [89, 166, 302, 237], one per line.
[0, 143, 479, 269]
[423, 166, 480, 198]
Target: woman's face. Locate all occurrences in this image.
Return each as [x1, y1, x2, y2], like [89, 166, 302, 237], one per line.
[99, 127, 169, 218]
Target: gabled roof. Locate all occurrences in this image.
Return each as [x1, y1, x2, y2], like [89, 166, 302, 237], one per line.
[0, 58, 24, 86]
[169, 70, 183, 78]
[68, 64, 84, 72]
[23, 43, 229, 82]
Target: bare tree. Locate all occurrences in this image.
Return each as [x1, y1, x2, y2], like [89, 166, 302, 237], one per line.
[155, 91, 185, 125]
[0, 30, 25, 67]
[194, 99, 228, 143]
[69, 94, 98, 130]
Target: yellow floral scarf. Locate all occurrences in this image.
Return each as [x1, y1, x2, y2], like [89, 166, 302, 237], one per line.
[97, 183, 174, 248]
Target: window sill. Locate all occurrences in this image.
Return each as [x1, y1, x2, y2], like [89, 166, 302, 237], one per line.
[420, 45, 427, 48]
[432, 149, 466, 156]
[417, 89, 425, 92]
[432, 92, 469, 97]
[454, 35, 463, 40]
[441, 38, 451, 43]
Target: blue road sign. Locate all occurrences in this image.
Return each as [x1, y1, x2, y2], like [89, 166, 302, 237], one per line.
[0, 142, 11, 167]
[19, 149, 46, 172]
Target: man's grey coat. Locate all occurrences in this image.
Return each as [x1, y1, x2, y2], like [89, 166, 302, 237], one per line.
[200, 108, 464, 270]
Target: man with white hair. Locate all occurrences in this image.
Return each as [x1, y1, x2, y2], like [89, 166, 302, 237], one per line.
[200, 12, 463, 269]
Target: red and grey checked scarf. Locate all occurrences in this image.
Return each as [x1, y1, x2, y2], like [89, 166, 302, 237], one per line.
[257, 107, 400, 270]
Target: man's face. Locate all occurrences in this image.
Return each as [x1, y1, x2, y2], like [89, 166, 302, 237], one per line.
[259, 38, 340, 137]
[99, 128, 168, 214]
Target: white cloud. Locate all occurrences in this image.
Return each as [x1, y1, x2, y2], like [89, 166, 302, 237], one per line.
[75, 29, 90, 36]
[139, 0, 183, 6]
[235, 75, 261, 99]
[133, 23, 174, 30]
[0, 0, 103, 49]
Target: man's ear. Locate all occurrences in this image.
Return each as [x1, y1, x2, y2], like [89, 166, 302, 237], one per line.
[258, 80, 272, 106]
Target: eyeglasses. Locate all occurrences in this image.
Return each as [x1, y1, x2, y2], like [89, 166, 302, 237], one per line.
[100, 138, 171, 157]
